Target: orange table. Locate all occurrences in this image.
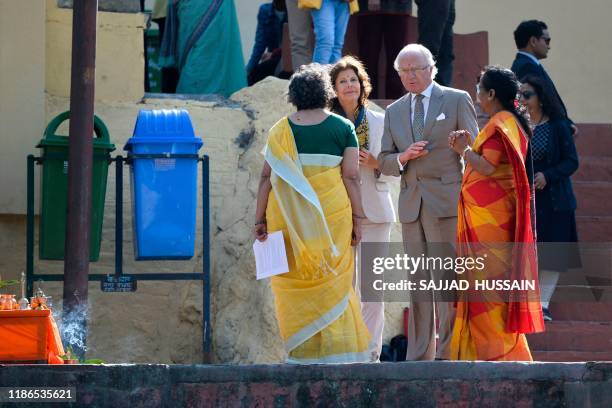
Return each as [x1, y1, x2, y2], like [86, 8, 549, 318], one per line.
[0, 309, 65, 364]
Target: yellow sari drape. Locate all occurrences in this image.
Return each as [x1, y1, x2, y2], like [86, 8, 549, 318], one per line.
[263, 117, 370, 363]
[450, 111, 544, 361]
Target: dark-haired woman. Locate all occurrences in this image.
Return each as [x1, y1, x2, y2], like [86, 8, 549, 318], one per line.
[253, 64, 371, 363]
[448, 66, 544, 361]
[519, 75, 580, 322]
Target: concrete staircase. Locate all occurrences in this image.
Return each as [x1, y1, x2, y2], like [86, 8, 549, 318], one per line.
[528, 124, 612, 362]
[573, 124, 612, 242]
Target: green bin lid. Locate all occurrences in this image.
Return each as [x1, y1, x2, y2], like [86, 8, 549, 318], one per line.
[37, 111, 116, 151]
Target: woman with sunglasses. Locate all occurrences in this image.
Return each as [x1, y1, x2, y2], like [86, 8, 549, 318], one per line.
[519, 75, 580, 322]
[447, 66, 544, 361]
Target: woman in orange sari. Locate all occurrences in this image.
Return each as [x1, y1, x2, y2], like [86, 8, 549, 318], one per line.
[447, 66, 544, 361]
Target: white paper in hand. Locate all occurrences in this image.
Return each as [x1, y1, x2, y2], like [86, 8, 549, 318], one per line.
[253, 231, 289, 280]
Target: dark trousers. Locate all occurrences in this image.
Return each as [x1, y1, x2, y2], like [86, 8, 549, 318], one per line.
[153, 17, 180, 93]
[247, 55, 282, 86]
[415, 0, 455, 86]
[357, 14, 411, 99]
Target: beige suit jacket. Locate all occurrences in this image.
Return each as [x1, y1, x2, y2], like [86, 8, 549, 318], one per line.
[360, 109, 397, 223]
[378, 82, 478, 223]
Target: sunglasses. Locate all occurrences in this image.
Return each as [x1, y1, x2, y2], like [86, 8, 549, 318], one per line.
[397, 65, 431, 76]
[520, 91, 536, 100]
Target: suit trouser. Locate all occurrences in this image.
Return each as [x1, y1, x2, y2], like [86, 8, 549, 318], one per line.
[402, 204, 457, 360]
[415, 0, 455, 86]
[285, 0, 314, 70]
[356, 219, 391, 361]
[356, 13, 410, 99]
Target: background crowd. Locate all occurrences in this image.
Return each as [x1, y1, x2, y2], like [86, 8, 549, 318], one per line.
[150, 1, 456, 97]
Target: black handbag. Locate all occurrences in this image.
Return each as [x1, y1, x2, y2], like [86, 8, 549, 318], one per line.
[380, 334, 407, 361]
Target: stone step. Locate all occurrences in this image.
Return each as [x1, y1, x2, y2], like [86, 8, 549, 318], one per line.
[552, 285, 612, 306]
[527, 321, 612, 352]
[575, 124, 612, 157]
[549, 302, 612, 322]
[574, 181, 612, 217]
[532, 350, 612, 362]
[576, 215, 612, 242]
[573, 156, 612, 182]
[2, 363, 612, 406]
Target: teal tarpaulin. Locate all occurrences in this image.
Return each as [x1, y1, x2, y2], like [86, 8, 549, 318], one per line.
[160, 0, 247, 97]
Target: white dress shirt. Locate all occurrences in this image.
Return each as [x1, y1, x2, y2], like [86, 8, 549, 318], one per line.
[518, 51, 541, 66]
[397, 81, 436, 170]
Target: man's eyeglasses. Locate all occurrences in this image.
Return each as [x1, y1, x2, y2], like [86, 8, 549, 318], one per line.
[520, 91, 536, 100]
[540, 36, 551, 45]
[397, 65, 431, 75]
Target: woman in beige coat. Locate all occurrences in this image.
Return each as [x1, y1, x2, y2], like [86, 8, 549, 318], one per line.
[330, 56, 397, 361]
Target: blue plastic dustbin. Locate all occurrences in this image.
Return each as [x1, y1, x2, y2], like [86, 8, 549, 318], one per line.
[124, 109, 203, 260]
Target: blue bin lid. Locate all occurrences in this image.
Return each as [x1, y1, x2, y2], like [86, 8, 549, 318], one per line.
[124, 109, 203, 151]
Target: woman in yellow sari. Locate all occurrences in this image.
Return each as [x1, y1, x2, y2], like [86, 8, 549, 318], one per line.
[448, 66, 544, 361]
[253, 64, 371, 363]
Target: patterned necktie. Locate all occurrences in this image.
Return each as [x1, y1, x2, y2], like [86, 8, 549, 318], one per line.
[413, 94, 425, 141]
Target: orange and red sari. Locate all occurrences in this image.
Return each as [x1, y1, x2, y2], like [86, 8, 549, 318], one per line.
[450, 111, 544, 361]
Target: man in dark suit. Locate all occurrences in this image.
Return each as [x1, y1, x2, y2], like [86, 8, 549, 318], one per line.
[511, 20, 577, 135]
[246, 0, 288, 86]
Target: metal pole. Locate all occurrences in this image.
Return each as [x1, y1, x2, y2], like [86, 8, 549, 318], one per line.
[202, 156, 211, 363]
[115, 156, 123, 276]
[62, 0, 98, 360]
[26, 155, 35, 297]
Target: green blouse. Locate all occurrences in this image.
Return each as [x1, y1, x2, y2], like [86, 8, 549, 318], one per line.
[288, 113, 358, 157]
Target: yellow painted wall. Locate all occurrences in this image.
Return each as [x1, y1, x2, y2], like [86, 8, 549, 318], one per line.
[0, 0, 46, 214]
[0, 1, 146, 214]
[45, 0, 146, 103]
[454, 0, 612, 124]
[0, 0, 146, 215]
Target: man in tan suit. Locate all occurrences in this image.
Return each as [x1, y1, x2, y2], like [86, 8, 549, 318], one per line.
[378, 43, 478, 360]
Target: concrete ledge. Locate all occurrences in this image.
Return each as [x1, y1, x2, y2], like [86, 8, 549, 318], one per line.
[57, 0, 141, 13]
[1, 362, 611, 407]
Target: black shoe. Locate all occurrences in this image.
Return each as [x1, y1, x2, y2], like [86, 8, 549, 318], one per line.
[542, 307, 553, 322]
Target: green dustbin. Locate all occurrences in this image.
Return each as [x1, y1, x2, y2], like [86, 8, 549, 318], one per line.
[37, 111, 116, 261]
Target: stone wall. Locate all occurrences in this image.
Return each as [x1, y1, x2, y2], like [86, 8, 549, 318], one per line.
[2, 362, 611, 407]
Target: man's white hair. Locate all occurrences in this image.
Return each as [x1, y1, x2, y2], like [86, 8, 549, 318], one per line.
[394, 43, 439, 79]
